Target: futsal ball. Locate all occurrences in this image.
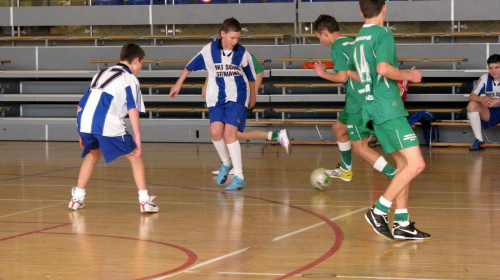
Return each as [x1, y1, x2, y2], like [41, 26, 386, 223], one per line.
[310, 168, 331, 191]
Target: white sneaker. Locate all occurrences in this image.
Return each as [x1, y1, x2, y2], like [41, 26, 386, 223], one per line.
[278, 129, 292, 154]
[68, 187, 85, 210]
[140, 196, 159, 213]
[211, 168, 235, 176]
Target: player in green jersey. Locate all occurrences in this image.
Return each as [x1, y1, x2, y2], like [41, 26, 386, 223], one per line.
[312, 14, 396, 182]
[348, 0, 430, 241]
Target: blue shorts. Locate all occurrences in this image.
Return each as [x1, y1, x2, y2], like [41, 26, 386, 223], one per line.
[79, 131, 136, 163]
[208, 102, 247, 132]
[482, 107, 500, 129]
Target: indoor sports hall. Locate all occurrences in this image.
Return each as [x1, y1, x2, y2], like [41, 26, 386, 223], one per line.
[1, 0, 500, 279]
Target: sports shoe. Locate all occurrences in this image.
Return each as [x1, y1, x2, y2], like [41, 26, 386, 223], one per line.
[365, 207, 394, 241]
[216, 163, 233, 185]
[393, 221, 431, 240]
[225, 175, 246, 190]
[140, 196, 159, 213]
[324, 163, 353, 182]
[277, 129, 292, 155]
[68, 187, 85, 210]
[212, 168, 235, 176]
[469, 139, 485, 151]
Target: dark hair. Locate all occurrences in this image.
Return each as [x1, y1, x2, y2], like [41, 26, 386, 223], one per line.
[487, 54, 500, 65]
[220, 17, 241, 35]
[120, 43, 145, 64]
[359, 0, 385, 19]
[313, 14, 339, 33]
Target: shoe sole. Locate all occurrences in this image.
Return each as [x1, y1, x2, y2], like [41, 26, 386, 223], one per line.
[364, 213, 394, 241]
[283, 130, 292, 155]
[212, 170, 235, 176]
[394, 235, 432, 240]
[324, 171, 352, 182]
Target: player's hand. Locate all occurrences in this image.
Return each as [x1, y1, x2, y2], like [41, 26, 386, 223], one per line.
[408, 66, 422, 83]
[483, 96, 494, 108]
[79, 137, 84, 148]
[313, 60, 326, 77]
[169, 85, 180, 98]
[246, 107, 254, 117]
[134, 142, 142, 158]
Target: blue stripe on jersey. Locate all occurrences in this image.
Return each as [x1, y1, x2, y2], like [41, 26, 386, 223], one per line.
[91, 92, 114, 135]
[78, 87, 91, 109]
[211, 40, 222, 64]
[234, 75, 247, 105]
[242, 64, 255, 82]
[125, 85, 136, 111]
[186, 54, 206, 71]
[231, 46, 243, 66]
[216, 77, 227, 106]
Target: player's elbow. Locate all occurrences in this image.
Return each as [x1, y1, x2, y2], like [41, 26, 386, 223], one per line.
[376, 63, 390, 77]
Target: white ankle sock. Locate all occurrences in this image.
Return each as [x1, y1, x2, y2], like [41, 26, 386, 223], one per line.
[227, 141, 243, 179]
[138, 190, 149, 201]
[212, 138, 232, 166]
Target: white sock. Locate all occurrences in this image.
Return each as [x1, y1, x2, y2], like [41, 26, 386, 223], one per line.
[73, 187, 86, 199]
[267, 131, 273, 140]
[138, 190, 149, 201]
[468, 111, 483, 142]
[212, 138, 232, 167]
[374, 196, 393, 215]
[337, 140, 351, 151]
[373, 156, 388, 172]
[227, 141, 243, 179]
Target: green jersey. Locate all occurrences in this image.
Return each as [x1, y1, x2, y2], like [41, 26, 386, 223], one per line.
[350, 24, 407, 124]
[331, 37, 365, 113]
[251, 54, 263, 74]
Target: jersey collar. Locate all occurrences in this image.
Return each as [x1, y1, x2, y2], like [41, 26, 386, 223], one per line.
[117, 63, 132, 74]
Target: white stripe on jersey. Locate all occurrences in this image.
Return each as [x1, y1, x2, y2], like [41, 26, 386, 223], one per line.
[78, 64, 145, 137]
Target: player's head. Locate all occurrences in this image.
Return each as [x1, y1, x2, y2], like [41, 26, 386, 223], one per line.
[359, 0, 386, 19]
[313, 14, 339, 47]
[120, 43, 145, 75]
[220, 17, 242, 50]
[487, 54, 500, 80]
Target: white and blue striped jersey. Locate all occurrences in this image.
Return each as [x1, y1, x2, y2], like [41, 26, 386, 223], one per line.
[186, 39, 256, 108]
[77, 63, 145, 137]
[473, 73, 500, 107]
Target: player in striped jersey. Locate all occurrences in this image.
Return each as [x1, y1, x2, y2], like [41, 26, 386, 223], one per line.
[170, 18, 257, 190]
[69, 43, 159, 213]
[467, 54, 500, 151]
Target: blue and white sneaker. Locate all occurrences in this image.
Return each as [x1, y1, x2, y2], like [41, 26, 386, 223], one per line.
[469, 139, 485, 151]
[216, 163, 233, 185]
[225, 175, 246, 190]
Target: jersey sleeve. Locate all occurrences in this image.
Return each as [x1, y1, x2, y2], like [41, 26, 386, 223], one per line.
[125, 76, 145, 113]
[242, 51, 256, 82]
[374, 29, 397, 65]
[472, 74, 488, 96]
[251, 54, 264, 74]
[331, 48, 347, 72]
[186, 52, 206, 71]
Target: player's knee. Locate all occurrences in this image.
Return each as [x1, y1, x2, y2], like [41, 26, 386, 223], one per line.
[408, 159, 426, 177]
[467, 101, 481, 112]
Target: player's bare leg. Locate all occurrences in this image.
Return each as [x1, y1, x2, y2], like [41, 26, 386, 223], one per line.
[351, 138, 396, 179]
[467, 100, 490, 150]
[124, 149, 158, 213]
[325, 121, 352, 181]
[69, 149, 102, 210]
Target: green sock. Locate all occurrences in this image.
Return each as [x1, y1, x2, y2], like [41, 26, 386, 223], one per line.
[382, 164, 397, 179]
[339, 150, 352, 171]
[394, 212, 409, 222]
[271, 131, 279, 142]
[375, 199, 391, 213]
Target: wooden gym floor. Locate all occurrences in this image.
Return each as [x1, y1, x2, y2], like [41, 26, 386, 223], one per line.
[0, 141, 499, 279]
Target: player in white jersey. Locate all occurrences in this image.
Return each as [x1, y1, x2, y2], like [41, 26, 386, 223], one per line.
[170, 18, 257, 191]
[467, 54, 500, 151]
[69, 43, 159, 213]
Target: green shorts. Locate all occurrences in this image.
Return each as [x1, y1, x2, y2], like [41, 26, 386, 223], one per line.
[373, 116, 419, 154]
[347, 113, 374, 141]
[338, 107, 348, 125]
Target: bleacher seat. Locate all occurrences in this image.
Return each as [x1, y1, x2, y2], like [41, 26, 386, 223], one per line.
[128, 0, 150, 4]
[93, 0, 124, 5]
[231, 0, 263, 3]
[157, 0, 193, 3]
[195, 0, 228, 3]
[266, 0, 293, 2]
